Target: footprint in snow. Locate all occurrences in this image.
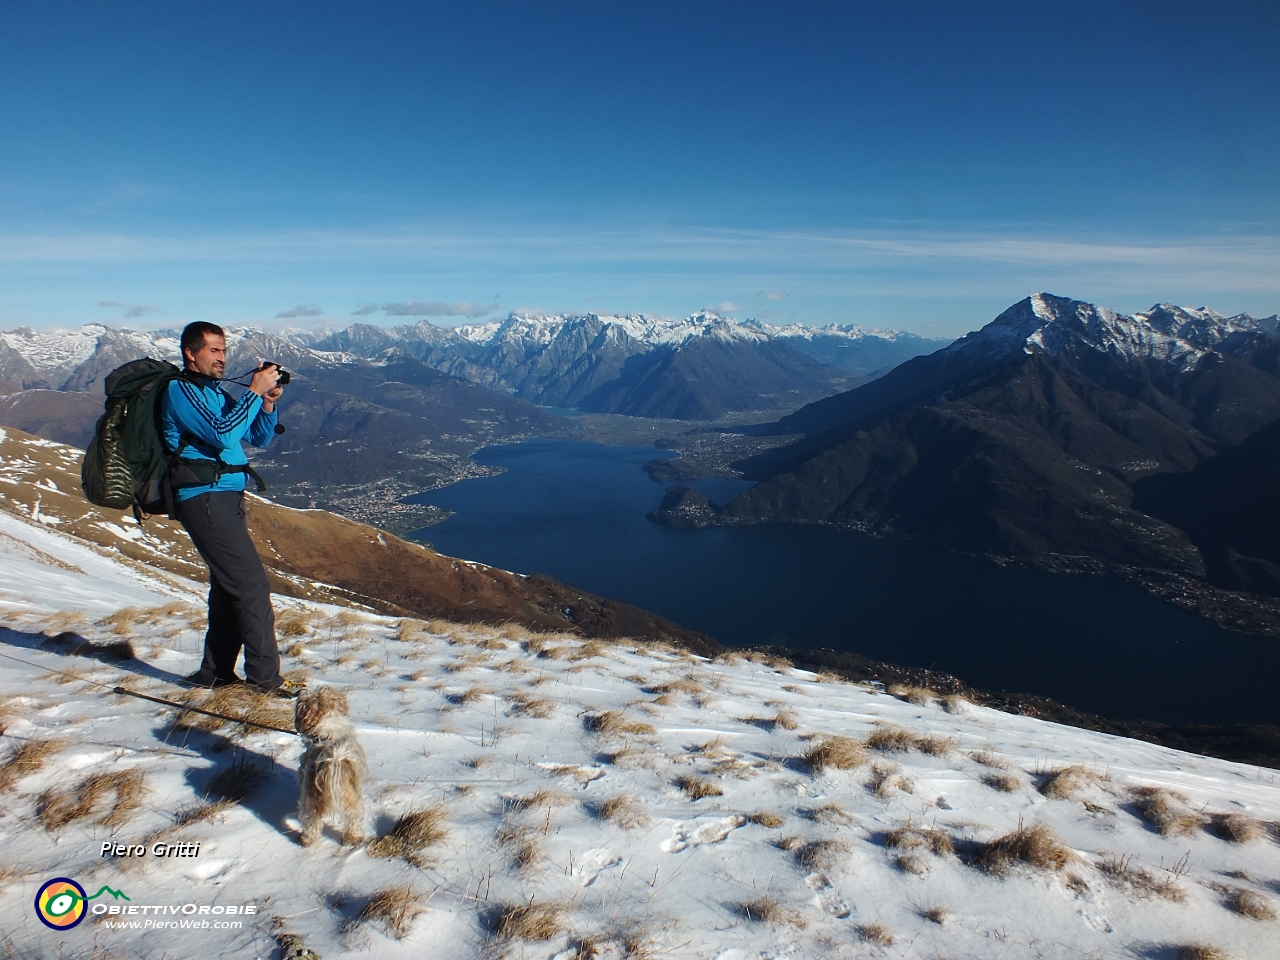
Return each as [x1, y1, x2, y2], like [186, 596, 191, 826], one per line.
[805, 872, 851, 918]
[660, 815, 745, 853]
[577, 848, 624, 886]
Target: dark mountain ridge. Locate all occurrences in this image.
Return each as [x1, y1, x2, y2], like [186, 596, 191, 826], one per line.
[653, 294, 1280, 595]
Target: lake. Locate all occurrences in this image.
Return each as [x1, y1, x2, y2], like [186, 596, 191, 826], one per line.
[407, 438, 1280, 727]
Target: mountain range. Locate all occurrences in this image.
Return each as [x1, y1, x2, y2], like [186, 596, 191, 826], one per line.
[305, 312, 949, 419]
[0, 313, 947, 425]
[652, 294, 1280, 597]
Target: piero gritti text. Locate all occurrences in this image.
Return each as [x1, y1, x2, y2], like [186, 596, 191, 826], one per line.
[101, 841, 201, 859]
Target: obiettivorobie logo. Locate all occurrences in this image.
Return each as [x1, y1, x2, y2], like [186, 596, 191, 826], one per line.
[35, 878, 129, 930]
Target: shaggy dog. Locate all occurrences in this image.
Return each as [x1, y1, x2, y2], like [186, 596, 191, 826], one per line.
[294, 687, 367, 846]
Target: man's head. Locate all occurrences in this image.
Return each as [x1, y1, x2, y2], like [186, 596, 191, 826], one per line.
[181, 322, 227, 379]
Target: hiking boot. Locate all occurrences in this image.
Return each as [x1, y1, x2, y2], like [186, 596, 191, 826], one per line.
[184, 672, 243, 689]
[253, 676, 306, 699]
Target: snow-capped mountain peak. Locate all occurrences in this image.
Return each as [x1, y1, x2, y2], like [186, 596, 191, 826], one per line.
[950, 293, 1278, 373]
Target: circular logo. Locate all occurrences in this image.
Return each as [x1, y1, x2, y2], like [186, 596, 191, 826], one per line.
[35, 878, 87, 930]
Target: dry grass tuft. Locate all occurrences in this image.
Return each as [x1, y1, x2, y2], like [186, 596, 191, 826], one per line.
[804, 802, 853, 826]
[348, 886, 424, 939]
[916, 733, 957, 756]
[99, 606, 144, 632]
[940, 694, 967, 714]
[771, 709, 800, 730]
[864, 724, 953, 756]
[675, 775, 723, 800]
[1131, 786, 1206, 837]
[887, 684, 937, 706]
[174, 798, 237, 828]
[175, 684, 294, 734]
[693, 736, 730, 757]
[0, 737, 63, 792]
[0, 861, 31, 889]
[1177, 945, 1235, 960]
[865, 725, 916, 752]
[500, 829, 541, 871]
[801, 735, 866, 773]
[508, 788, 573, 813]
[921, 905, 951, 925]
[867, 762, 913, 798]
[1211, 813, 1265, 844]
[796, 838, 850, 871]
[585, 711, 656, 737]
[895, 853, 927, 874]
[982, 771, 1022, 792]
[42, 610, 90, 632]
[497, 623, 540, 643]
[1037, 765, 1097, 800]
[570, 640, 608, 661]
[495, 901, 566, 941]
[600, 745, 641, 767]
[397, 620, 432, 643]
[1225, 887, 1277, 921]
[856, 923, 893, 946]
[598, 795, 649, 829]
[749, 811, 785, 828]
[366, 806, 448, 866]
[1097, 854, 1185, 901]
[330, 610, 367, 629]
[444, 654, 489, 673]
[448, 684, 491, 704]
[648, 677, 702, 696]
[885, 822, 954, 857]
[970, 748, 1009, 769]
[275, 610, 315, 637]
[972, 822, 1074, 874]
[507, 692, 556, 718]
[740, 896, 806, 927]
[39, 769, 147, 830]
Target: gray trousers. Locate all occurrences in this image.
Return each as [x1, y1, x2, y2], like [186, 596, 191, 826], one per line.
[174, 491, 281, 688]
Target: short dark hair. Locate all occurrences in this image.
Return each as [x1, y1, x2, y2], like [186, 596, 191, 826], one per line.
[181, 321, 226, 358]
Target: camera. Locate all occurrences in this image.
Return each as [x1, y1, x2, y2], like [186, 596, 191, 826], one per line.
[264, 362, 291, 385]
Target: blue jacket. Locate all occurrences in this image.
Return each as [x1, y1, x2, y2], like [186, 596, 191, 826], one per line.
[160, 373, 279, 501]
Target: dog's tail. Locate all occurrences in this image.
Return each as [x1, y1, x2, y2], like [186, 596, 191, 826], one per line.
[317, 742, 367, 810]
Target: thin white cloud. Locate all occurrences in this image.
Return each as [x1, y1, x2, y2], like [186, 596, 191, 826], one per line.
[15, 225, 1272, 283]
[351, 302, 380, 316]
[275, 303, 324, 318]
[381, 300, 497, 319]
[98, 299, 163, 318]
[755, 290, 789, 301]
[701, 302, 740, 315]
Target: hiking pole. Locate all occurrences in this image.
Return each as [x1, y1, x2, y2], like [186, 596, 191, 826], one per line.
[112, 686, 299, 736]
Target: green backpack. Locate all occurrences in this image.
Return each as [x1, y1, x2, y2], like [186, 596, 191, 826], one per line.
[81, 358, 187, 517]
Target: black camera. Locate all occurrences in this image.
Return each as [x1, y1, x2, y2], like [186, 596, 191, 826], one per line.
[264, 363, 291, 385]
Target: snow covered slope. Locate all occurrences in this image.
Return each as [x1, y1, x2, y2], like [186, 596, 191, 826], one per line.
[0, 466, 1278, 958]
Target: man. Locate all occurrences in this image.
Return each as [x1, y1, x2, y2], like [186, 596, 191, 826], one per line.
[161, 321, 299, 696]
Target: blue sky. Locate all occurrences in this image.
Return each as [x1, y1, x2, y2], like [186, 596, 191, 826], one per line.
[1, 1, 1276, 338]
